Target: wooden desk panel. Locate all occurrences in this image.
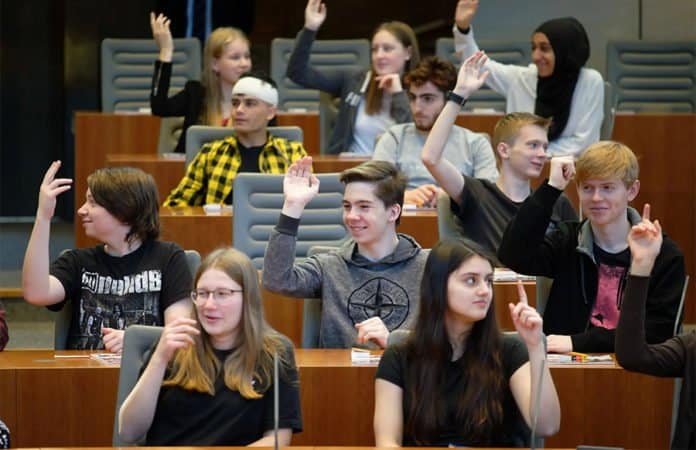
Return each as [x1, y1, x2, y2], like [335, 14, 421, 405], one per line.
[0, 349, 672, 449]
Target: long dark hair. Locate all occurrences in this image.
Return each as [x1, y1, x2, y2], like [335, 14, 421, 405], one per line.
[403, 238, 505, 444]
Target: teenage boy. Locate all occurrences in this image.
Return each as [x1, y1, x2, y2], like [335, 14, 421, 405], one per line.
[164, 73, 307, 206]
[262, 158, 428, 348]
[421, 52, 576, 255]
[373, 56, 497, 207]
[498, 143, 685, 353]
[23, 162, 192, 352]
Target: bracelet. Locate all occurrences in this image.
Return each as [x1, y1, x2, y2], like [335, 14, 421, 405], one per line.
[446, 90, 468, 107]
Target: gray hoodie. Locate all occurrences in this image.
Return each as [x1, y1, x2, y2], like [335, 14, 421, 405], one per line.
[263, 214, 428, 348]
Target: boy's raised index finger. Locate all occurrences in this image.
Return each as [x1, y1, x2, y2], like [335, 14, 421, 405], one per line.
[43, 160, 61, 183]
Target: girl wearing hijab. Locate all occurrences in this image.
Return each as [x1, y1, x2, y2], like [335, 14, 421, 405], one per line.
[452, 0, 603, 157]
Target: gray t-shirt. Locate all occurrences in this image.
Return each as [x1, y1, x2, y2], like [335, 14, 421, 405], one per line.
[452, 176, 577, 256]
[373, 123, 498, 189]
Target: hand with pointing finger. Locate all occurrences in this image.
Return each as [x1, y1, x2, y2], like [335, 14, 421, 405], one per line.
[508, 280, 544, 348]
[628, 203, 662, 277]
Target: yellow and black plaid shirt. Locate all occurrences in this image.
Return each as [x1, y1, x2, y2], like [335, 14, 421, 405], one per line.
[164, 134, 307, 207]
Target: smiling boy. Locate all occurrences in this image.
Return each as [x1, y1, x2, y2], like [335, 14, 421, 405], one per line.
[498, 142, 685, 353]
[262, 158, 428, 348]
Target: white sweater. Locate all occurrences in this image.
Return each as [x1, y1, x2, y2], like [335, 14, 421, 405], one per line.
[454, 26, 604, 156]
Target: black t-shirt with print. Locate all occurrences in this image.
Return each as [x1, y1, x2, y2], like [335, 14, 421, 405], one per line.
[49, 240, 192, 350]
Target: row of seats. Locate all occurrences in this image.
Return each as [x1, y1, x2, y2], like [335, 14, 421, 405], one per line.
[102, 37, 696, 115]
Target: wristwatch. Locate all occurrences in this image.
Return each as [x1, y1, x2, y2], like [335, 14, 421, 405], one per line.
[446, 90, 468, 107]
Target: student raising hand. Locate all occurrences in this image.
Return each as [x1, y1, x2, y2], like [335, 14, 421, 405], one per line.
[508, 280, 544, 349]
[304, 0, 327, 31]
[628, 204, 662, 277]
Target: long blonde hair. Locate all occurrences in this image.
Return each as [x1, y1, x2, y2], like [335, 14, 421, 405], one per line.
[163, 248, 289, 399]
[201, 27, 250, 127]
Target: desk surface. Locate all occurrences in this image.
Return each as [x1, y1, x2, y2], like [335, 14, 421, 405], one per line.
[0, 349, 673, 449]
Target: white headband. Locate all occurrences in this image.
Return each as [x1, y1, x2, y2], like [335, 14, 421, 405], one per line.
[232, 77, 278, 107]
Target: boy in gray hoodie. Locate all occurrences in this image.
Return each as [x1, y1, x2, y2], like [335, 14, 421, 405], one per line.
[263, 158, 428, 348]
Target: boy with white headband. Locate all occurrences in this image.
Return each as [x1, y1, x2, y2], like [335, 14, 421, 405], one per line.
[164, 73, 307, 206]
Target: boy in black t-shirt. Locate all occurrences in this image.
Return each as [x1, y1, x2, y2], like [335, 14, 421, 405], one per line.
[22, 162, 192, 351]
[498, 141, 685, 353]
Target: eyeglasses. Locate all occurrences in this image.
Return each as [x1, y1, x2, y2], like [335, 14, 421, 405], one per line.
[190, 288, 243, 305]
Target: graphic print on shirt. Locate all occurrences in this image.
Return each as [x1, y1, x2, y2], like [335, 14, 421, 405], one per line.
[347, 277, 409, 329]
[74, 269, 162, 350]
[590, 263, 627, 329]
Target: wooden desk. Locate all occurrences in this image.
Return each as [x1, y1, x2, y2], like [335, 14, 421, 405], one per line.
[75, 112, 696, 322]
[0, 349, 673, 449]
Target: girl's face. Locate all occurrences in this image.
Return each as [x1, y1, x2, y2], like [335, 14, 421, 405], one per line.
[446, 255, 494, 326]
[531, 32, 555, 77]
[193, 268, 244, 349]
[213, 38, 252, 85]
[371, 30, 411, 76]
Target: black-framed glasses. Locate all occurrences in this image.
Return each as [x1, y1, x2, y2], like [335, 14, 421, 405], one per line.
[190, 288, 243, 304]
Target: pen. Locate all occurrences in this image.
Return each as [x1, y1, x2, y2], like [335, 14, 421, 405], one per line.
[567, 351, 589, 361]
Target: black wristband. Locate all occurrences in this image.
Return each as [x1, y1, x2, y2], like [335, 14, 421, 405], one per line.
[456, 25, 471, 34]
[446, 90, 468, 107]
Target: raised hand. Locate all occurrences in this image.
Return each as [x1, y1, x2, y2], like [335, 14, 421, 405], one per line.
[454, 0, 479, 30]
[628, 203, 662, 276]
[37, 161, 73, 222]
[375, 74, 404, 94]
[304, 0, 327, 31]
[355, 316, 390, 348]
[453, 51, 489, 99]
[548, 156, 575, 191]
[150, 12, 174, 61]
[152, 317, 200, 364]
[282, 156, 319, 218]
[508, 281, 544, 349]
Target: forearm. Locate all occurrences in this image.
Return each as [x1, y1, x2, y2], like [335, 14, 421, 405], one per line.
[527, 345, 560, 436]
[22, 217, 58, 304]
[118, 356, 168, 443]
[570, 327, 615, 353]
[262, 223, 320, 298]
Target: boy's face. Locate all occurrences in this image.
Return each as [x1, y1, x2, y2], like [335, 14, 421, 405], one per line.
[342, 181, 399, 246]
[577, 177, 639, 227]
[231, 94, 275, 135]
[408, 81, 446, 132]
[499, 124, 548, 179]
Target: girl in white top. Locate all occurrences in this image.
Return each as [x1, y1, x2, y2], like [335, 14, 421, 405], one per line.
[452, 0, 604, 157]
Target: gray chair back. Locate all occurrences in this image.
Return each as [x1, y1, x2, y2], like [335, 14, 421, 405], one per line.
[387, 329, 411, 347]
[270, 37, 370, 111]
[101, 38, 201, 113]
[184, 125, 304, 167]
[233, 173, 347, 269]
[435, 38, 531, 112]
[436, 191, 464, 240]
[607, 41, 696, 112]
[184, 249, 202, 278]
[600, 81, 617, 140]
[112, 325, 163, 446]
[156, 117, 185, 154]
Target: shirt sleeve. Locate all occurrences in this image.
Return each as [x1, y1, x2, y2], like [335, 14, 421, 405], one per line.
[48, 249, 81, 310]
[375, 345, 405, 387]
[615, 275, 688, 377]
[150, 61, 192, 117]
[160, 243, 194, 313]
[502, 335, 529, 379]
[163, 144, 211, 206]
[372, 127, 400, 164]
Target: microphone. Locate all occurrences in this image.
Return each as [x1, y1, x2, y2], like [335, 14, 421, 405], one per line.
[273, 351, 279, 450]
